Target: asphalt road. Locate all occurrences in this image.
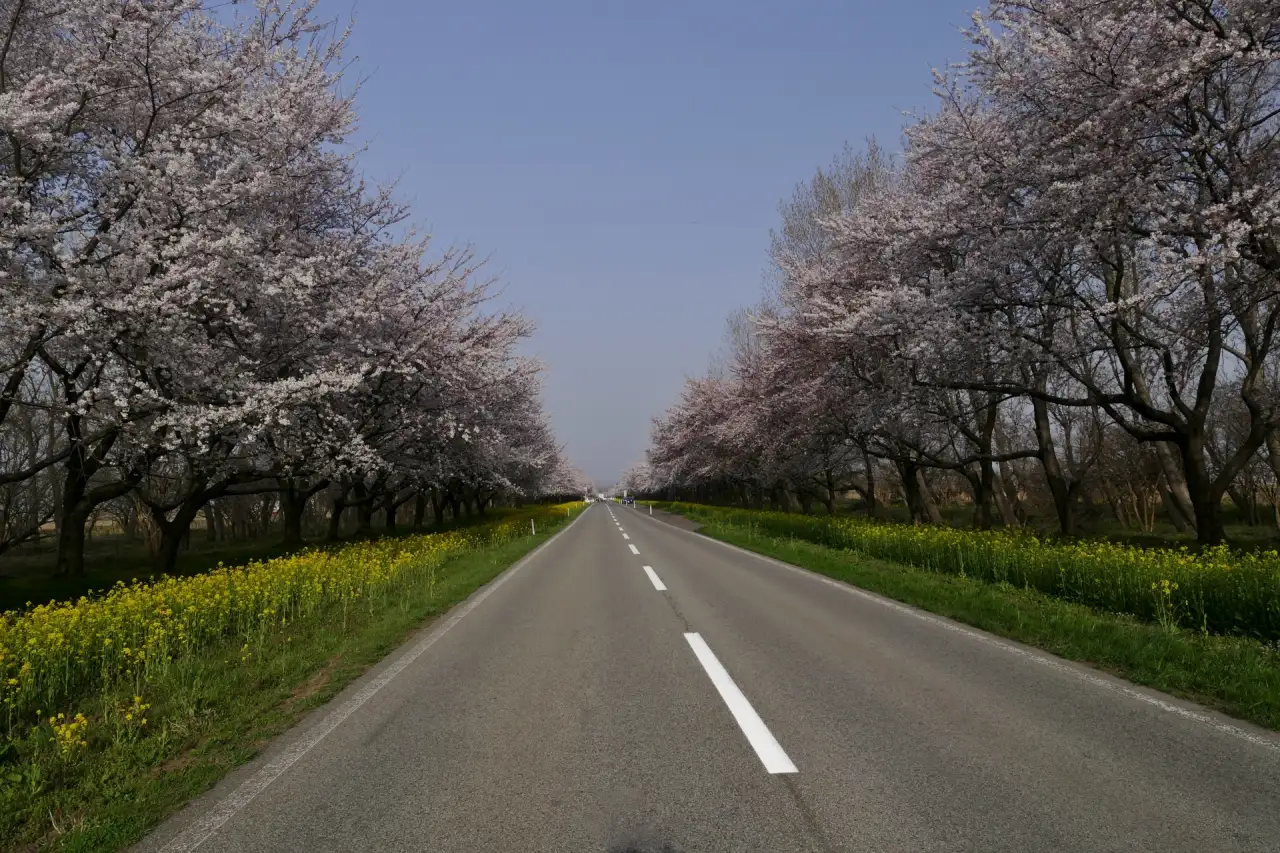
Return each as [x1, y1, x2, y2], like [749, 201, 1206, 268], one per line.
[137, 503, 1280, 853]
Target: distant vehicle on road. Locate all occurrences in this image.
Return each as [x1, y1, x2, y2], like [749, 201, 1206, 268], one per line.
[622, 497, 635, 505]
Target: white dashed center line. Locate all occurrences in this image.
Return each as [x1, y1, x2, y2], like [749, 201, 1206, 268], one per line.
[684, 633, 797, 775]
[642, 565, 666, 590]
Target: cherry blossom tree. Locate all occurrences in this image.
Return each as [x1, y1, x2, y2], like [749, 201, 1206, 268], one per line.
[0, 1, 581, 575]
[644, 1, 1280, 545]
[922, 0, 1280, 543]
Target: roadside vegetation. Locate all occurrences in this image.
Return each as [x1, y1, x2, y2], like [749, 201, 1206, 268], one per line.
[646, 501, 1280, 732]
[1, 532, 303, 616]
[0, 504, 565, 615]
[652, 503, 1280, 641]
[0, 503, 583, 852]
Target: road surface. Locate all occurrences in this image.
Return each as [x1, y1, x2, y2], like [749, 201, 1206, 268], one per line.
[137, 503, 1280, 853]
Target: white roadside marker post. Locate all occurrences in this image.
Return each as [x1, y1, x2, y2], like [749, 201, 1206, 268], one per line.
[531, 519, 536, 536]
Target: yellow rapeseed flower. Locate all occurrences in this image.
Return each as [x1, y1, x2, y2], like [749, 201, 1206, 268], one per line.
[0, 504, 578, 737]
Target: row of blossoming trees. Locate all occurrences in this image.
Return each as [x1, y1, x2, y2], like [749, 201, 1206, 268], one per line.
[628, 0, 1280, 546]
[0, 1, 588, 575]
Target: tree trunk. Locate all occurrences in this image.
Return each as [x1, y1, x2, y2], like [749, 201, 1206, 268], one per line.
[49, 431, 64, 535]
[918, 469, 943, 524]
[863, 449, 877, 517]
[1189, 488, 1226, 545]
[327, 491, 346, 542]
[229, 501, 248, 540]
[54, 453, 91, 575]
[1156, 478, 1188, 533]
[896, 460, 928, 524]
[55, 502, 91, 576]
[998, 463, 1025, 526]
[991, 468, 1020, 528]
[970, 463, 995, 530]
[779, 487, 799, 513]
[414, 493, 427, 529]
[280, 485, 308, 546]
[203, 504, 219, 542]
[1100, 476, 1129, 527]
[1266, 431, 1280, 531]
[1180, 436, 1225, 545]
[1031, 397, 1076, 535]
[151, 499, 204, 575]
[382, 495, 397, 533]
[351, 483, 373, 535]
[1227, 484, 1258, 526]
[823, 469, 837, 515]
[56, 468, 133, 575]
[968, 394, 1001, 530]
[258, 495, 274, 537]
[1155, 441, 1197, 532]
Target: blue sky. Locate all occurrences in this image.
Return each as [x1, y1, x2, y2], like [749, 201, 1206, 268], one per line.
[317, 0, 978, 486]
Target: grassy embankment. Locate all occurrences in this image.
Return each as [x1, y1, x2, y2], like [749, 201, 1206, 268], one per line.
[645, 501, 1280, 732]
[0, 503, 582, 852]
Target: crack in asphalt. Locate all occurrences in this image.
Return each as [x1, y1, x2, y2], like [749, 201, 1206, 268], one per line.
[659, 589, 694, 634]
[779, 773, 838, 853]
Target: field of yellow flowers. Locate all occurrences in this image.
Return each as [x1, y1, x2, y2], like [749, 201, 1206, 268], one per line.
[0, 505, 574, 740]
[658, 503, 1280, 643]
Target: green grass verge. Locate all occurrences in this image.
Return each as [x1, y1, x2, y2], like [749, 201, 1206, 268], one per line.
[0, 513, 577, 852]
[684, 517, 1280, 732]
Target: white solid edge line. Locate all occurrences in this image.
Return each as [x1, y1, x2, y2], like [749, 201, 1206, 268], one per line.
[628, 543, 640, 555]
[156, 511, 589, 853]
[642, 565, 666, 591]
[670, 521, 1280, 755]
[684, 632, 797, 774]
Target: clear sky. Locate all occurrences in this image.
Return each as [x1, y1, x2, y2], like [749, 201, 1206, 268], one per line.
[316, 0, 978, 486]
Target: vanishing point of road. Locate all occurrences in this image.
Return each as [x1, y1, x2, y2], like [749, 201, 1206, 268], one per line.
[135, 503, 1280, 853]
